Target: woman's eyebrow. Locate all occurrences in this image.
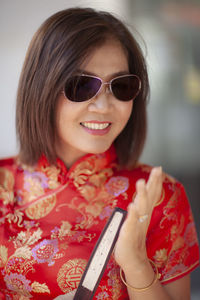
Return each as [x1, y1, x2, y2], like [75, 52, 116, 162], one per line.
[76, 69, 130, 77]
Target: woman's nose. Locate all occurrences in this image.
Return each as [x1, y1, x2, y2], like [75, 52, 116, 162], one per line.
[87, 85, 113, 113]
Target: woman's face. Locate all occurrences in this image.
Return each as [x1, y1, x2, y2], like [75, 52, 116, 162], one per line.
[55, 39, 133, 167]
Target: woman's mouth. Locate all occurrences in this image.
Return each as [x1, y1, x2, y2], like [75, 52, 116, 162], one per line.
[81, 122, 110, 130]
[80, 121, 111, 135]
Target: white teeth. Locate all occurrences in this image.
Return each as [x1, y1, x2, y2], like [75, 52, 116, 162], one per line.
[81, 122, 110, 130]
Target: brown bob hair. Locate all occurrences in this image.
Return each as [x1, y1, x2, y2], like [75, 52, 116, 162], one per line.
[16, 7, 149, 168]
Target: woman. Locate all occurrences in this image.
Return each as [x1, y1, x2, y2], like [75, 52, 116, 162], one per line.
[0, 7, 199, 300]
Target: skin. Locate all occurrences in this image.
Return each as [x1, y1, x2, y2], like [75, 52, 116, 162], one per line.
[114, 168, 190, 300]
[55, 39, 190, 300]
[55, 39, 133, 168]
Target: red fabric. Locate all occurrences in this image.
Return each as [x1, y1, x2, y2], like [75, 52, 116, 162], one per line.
[0, 146, 199, 299]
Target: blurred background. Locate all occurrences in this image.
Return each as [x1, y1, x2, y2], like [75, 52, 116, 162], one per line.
[0, 0, 199, 298]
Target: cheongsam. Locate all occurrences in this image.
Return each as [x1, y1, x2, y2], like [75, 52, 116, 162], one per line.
[0, 146, 199, 299]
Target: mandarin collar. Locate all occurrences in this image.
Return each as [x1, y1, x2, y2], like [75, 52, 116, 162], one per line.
[37, 145, 117, 184]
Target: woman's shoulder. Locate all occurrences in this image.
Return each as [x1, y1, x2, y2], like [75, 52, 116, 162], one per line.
[0, 156, 18, 214]
[0, 156, 17, 167]
[0, 156, 18, 186]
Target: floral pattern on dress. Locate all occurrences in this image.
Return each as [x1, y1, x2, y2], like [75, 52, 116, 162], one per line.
[0, 148, 199, 299]
[105, 176, 129, 196]
[4, 273, 32, 297]
[32, 239, 59, 266]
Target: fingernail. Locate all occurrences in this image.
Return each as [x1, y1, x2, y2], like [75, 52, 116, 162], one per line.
[153, 166, 162, 174]
[137, 179, 146, 187]
[157, 166, 162, 173]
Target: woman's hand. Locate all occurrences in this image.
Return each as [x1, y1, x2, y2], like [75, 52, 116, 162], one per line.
[114, 166, 163, 273]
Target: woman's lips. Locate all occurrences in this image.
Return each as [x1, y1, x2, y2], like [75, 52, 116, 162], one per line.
[80, 121, 111, 135]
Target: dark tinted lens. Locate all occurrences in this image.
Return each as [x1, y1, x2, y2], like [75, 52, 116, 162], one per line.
[111, 75, 140, 101]
[64, 76, 101, 102]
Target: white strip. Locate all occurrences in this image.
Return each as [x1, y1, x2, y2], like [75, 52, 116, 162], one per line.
[82, 211, 123, 291]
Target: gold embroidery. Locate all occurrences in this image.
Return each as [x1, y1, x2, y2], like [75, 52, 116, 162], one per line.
[16, 158, 35, 172]
[170, 215, 185, 252]
[85, 201, 105, 217]
[4, 273, 32, 297]
[161, 261, 200, 283]
[5, 210, 24, 227]
[0, 186, 14, 206]
[102, 258, 124, 300]
[14, 246, 32, 260]
[70, 161, 94, 188]
[24, 176, 46, 202]
[13, 228, 43, 248]
[65, 195, 114, 230]
[69, 155, 113, 190]
[153, 248, 168, 268]
[78, 184, 96, 201]
[65, 156, 125, 232]
[57, 258, 87, 293]
[110, 268, 123, 299]
[4, 236, 41, 275]
[89, 168, 113, 187]
[3, 245, 36, 278]
[0, 167, 15, 205]
[155, 188, 165, 207]
[31, 281, 50, 294]
[14, 296, 30, 300]
[163, 173, 176, 184]
[0, 245, 8, 267]
[121, 192, 128, 200]
[41, 165, 60, 189]
[25, 195, 56, 219]
[0, 167, 14, 191]
[58, 221, 72, 240]
[159, 187, 179, 229]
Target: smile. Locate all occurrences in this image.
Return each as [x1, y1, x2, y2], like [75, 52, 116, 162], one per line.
[80, 122, 111, 130]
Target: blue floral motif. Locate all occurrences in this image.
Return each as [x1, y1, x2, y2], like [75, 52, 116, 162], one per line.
[99, 206, 113, 220]
[32, 239, 58, 266]
[163, 263, 187, 280]
[70, 230, 87, 241]
[24, 170, 49, 191]
[24, 220, 37, 229]
[105, 176, 129, 196]
[15, 195, 23, 204]
[51, 226, 60, 234]
[184, 222, 197, 247]
[4, 273, 32, 295]
[95, 291, 109, 299]
[76, 215, 84, 223]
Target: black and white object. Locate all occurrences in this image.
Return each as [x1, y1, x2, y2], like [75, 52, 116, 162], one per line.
[74, 207, 127, 300]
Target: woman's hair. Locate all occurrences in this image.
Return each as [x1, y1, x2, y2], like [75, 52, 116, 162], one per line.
[16, 7, 149, 168]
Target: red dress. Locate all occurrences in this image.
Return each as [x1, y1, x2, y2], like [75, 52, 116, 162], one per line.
[0, 146, 199, 299]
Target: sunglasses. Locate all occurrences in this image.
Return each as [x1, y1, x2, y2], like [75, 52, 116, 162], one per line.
[63, 74, 141, 102]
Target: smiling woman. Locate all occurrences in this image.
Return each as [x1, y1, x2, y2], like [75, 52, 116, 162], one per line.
[55, 38, 133, 167]
[15, 8, 148, 169]
[0, 7, 199, 300]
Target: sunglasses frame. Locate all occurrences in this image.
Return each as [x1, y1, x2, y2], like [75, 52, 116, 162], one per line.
[63, 73, 141, 102]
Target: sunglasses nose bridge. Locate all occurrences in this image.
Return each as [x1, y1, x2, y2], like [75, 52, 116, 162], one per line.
[100, 82, 112, 95]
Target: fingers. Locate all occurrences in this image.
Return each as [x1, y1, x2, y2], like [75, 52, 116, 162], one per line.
[114, 167, 164, 268]
[125, 180, 148, 233]
[126, 166, 163, 225]
[146, 166, 163, 206]
[133, 179, 148, 213]
[132, 166, 163, 214]
[146, 166, 162, 190]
